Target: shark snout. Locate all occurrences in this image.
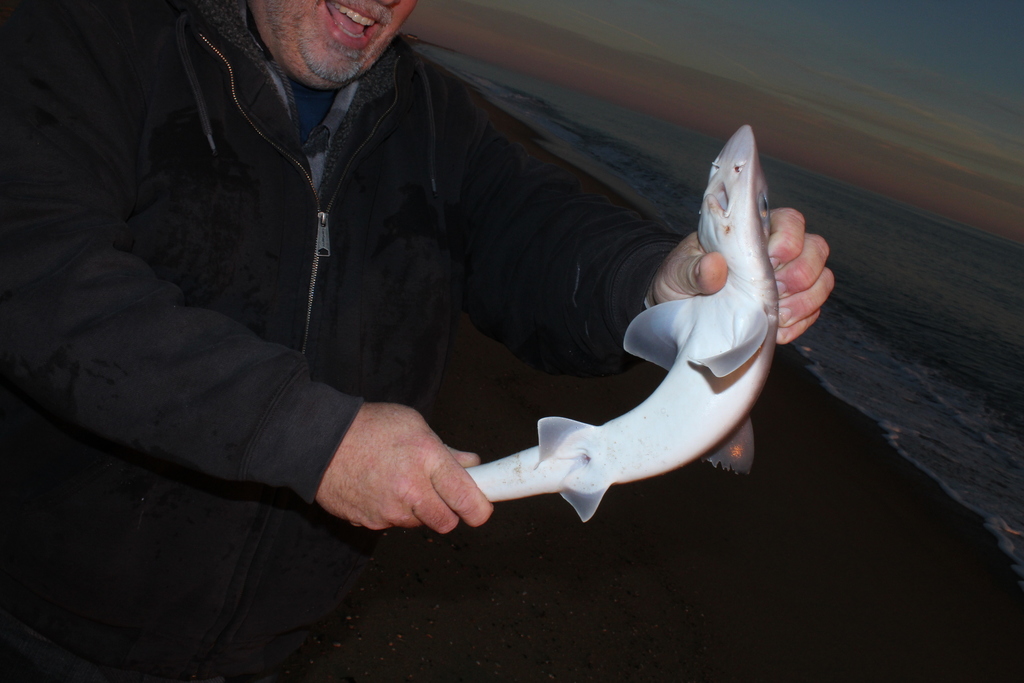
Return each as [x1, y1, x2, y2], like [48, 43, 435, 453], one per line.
[706, 144, 754, 217]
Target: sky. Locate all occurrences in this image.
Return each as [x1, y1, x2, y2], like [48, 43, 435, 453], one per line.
[405, 0, 1024, 242]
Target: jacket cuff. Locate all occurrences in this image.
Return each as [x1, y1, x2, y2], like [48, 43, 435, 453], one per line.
[608, 235, 681, 343]
[241, 369, 363, 503]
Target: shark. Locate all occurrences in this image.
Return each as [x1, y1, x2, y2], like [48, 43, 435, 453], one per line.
[467, 125, 779, 521]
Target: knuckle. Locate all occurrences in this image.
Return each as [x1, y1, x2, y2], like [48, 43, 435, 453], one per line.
[822, 266, 836, 292]
[786, 259, 817, 292]
[447, 488, 476, 515]
[777, 311, 817, 344]
[769, 232, 803, 264]
[397, 515, 421, 529]
[434, 514, 459, 534]
[384, 506, 417, 528]
[419, 501, 457, 533]
[393, 470, 428, 502]
[809, 233, 830, 261]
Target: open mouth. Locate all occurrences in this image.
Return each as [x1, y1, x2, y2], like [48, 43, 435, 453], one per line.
[326, 1, 379, 39]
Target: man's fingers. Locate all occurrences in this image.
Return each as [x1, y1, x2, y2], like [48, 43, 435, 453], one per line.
[765, 208, 832, 345]
[431, 461, 493, 529]
[448, 448, 481, 468]
[411, 496, 461, 534]
[767, 207, 806, 267]
[774, 232, 833, 346]
[649, 234, 728, 304]
[775, 233, 830, 295]
[778, 265, 834, 326]
[777, 309, 820, 345]
[689, 252, 727, 295]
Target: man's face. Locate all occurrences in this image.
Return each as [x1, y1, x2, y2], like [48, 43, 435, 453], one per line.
[249, 0, 418, 89]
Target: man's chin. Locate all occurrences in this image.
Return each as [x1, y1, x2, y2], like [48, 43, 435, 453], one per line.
[307, 65, 363, 88]
[299, 40, 389, 88]
[298, 54, 364, 88]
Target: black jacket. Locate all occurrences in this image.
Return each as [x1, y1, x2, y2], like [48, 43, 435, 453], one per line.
[0, 0, 679, 677]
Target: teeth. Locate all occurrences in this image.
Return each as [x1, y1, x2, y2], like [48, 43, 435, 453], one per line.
[345, 9, 373, 26]
[332, 3, 374, 25]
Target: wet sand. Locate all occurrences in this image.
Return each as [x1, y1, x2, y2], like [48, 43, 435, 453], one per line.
[278, 69, 1024, 682]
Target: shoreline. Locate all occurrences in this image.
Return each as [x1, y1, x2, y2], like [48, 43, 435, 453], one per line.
[780, 345, 1024, 602]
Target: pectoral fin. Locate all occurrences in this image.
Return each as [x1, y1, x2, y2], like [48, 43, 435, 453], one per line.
[624, 299, 694, 370]
[702, 418, 755, 473]
[691, 307, 769, 377]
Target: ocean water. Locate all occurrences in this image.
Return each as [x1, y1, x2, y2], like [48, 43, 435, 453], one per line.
[417, 45, 1024, 588]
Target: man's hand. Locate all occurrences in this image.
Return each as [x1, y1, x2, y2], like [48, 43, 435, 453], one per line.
[765, 208, 833, 343]
[647, 207, 833, 344]
[315, 403, 494, 533]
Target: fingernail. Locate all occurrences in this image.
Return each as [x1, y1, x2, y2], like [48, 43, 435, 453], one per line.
[775, 279, 788, 296]
[770, 257, 781, 270]
[779, 307, 791, 325]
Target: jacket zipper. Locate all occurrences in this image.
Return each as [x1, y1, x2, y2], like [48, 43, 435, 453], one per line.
[200, 34, 404, 356]
[199, 34, 326, 356]
[301, 60, 400, 354]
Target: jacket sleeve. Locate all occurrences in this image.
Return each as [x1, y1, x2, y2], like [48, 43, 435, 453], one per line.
[0, 0, 355, 502]
[439, 72, 682, 376]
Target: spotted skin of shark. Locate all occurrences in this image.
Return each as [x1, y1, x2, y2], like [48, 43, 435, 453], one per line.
[467, 126, 779, 521]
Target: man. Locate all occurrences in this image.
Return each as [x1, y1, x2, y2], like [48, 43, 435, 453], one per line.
[0, 0, 833, 680]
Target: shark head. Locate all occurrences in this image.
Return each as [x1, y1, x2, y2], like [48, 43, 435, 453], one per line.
[698, 125, 772, 280]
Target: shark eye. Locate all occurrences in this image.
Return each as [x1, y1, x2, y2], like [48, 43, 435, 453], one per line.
[759, 193, 770, 220]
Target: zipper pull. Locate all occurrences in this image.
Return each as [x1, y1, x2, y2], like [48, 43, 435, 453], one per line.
[316, 211, 330, 257]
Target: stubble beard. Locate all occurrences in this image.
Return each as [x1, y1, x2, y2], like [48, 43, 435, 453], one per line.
[300, 33, 390, 87]
[258, 0, 396, 89]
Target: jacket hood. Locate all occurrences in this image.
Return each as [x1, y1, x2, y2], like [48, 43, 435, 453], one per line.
[169, 0, 414, 187]
[181, 0, 264, 67]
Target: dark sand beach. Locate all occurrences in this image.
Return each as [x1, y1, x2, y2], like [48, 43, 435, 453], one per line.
[276, 69, 1024, 682]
